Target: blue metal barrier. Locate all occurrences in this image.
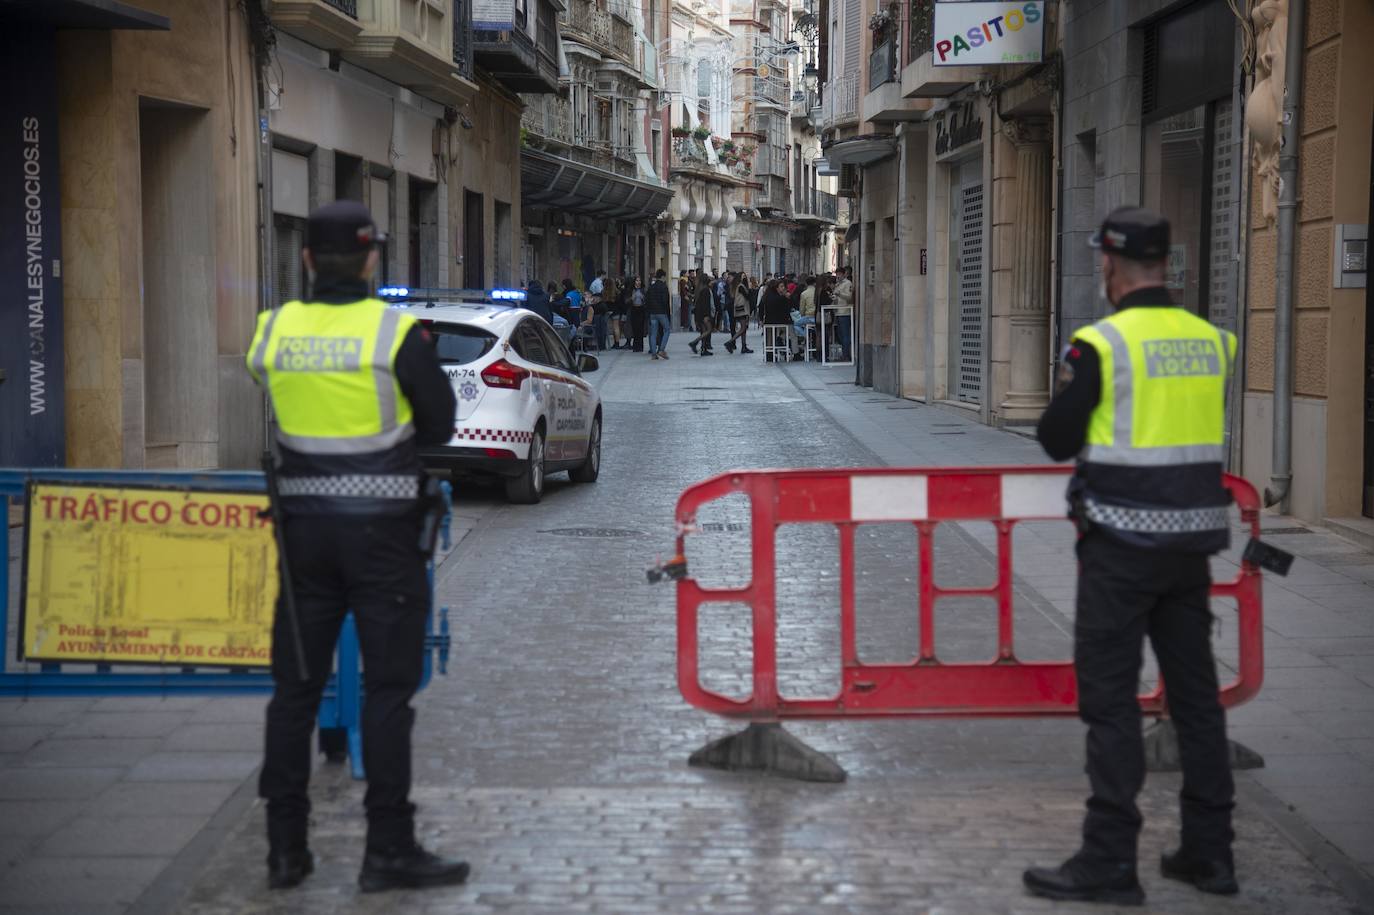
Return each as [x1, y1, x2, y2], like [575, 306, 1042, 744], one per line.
[1, 468, 452, 781]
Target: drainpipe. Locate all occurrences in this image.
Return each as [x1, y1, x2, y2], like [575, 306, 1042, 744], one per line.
[1265, 0, 1305, 511]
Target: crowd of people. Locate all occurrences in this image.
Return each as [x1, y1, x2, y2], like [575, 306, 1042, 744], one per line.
[518, 266, 854, 363]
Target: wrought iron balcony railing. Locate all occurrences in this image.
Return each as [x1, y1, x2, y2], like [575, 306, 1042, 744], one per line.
[452, 0, 472, 78]
[324, 0, 357, 16]
[819, 72, 859, 128]
[906, 0, 933, 66]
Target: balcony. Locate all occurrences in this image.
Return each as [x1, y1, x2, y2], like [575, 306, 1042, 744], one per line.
[790, 89, 818, 124]
[670, 136, 744, 184]
[793, 188, 838, 224]
[266, 0, 364, 49]
[472, 0, 559, 92]
[863, 28, 930, 122]
[562, 0, 632, 64]
[818, 72, 859, 131]
[752, 74, 789, 109]
[521, 94, 575, 146]
[453, 0, 472, 79]
[343, 0, 476, 104]
[899, 0, 979, 98]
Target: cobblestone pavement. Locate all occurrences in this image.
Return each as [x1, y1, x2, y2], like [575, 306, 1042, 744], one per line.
[162, 336, 1367, 915]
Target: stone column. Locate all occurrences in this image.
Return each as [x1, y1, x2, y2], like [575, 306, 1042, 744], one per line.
[1000, 120, 1053, 422]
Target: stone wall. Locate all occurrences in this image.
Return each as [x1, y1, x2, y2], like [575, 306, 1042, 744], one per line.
[57, 0, 260, 469]
[1244, 0, 1373, 518]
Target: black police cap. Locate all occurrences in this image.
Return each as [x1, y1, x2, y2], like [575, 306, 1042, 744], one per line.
[306, 200, 387, 254]
[1088, 206, 1170, 261]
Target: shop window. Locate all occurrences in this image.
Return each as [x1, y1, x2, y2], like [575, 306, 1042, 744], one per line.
[1140, 0, 1236, 322]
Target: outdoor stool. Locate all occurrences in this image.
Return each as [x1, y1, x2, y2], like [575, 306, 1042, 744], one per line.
[763, 325, 791, 363]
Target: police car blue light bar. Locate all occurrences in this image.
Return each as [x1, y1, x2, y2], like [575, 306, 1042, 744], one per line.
[378, 286, 410, 297]
[490, 288, 526, 301]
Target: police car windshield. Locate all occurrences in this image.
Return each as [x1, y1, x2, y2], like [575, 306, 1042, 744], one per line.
[427, 323, 497, 365]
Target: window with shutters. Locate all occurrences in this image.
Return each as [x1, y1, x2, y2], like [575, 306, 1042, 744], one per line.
[273, 215, 306, 306]
[841, 0, 860, 75]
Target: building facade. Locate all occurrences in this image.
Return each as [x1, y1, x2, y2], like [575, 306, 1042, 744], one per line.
[0, 0, 262, 471]
[518, 0, 671, 289]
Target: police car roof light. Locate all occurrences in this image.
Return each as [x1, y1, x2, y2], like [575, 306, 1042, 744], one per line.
[490, 288, 527, 301]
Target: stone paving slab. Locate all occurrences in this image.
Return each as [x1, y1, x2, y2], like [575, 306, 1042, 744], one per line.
[176, 773, 1357, 915]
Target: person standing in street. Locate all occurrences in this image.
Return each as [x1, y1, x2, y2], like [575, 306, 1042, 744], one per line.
[793, 275, 817, 360]
[832, 266, 854, 359]
[628, 276, 647, 352]
[680, 270, 694, 330]
[689, 273, 715, 355]
[246, 201, 468, 894]
[646, 269, 672, 359]
[1023, 207, 1239, 907]
[724, 274, 754, 354]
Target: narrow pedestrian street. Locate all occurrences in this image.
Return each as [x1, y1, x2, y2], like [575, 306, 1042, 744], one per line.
[94, 334, 1362, 915]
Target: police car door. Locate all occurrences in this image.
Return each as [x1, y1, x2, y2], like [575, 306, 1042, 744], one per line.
[536, 320, 590, 460]
[511, 319, 566, 461]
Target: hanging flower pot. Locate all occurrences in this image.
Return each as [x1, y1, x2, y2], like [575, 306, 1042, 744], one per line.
[670, 126, 692, 138]
[692, 126, 711, 140]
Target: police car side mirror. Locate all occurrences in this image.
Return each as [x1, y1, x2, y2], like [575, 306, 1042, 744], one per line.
[576, 353, 600, 374]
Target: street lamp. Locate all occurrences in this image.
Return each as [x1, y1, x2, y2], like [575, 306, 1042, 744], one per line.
[802, 62, 819, 93]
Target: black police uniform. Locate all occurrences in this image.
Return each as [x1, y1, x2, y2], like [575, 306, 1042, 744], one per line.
[1024, 209, 1237, 905]
[254, 201, 462, 892]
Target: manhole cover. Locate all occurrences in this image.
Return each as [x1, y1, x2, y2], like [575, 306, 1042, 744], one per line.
[695, 522, 748, 532]
[931, 431, 965, 435]
[1261, 527, 1312, 535]
[687, 398, 727, 402]
[887, 405, 920, 410]
[538, 527, 647, 538]
[683, 386, 726, 390]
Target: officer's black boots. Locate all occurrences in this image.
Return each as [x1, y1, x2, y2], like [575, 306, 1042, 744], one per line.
[1022, 858, 1145, 906]
[358, 841, 470, 893]
[1160, 848, 1240, 895]
[267, 848, 315, 889]
[266, 819, 314, 890]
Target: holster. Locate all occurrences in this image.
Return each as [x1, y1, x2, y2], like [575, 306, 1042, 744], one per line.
[416, 475, 446, 557]
[1066, 477, 1094, 536]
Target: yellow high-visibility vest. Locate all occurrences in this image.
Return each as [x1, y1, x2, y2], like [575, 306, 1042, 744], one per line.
[247, 299, 416, 455]
[1071, 306, 1236, 544]
[1074, 307, 1235, 466]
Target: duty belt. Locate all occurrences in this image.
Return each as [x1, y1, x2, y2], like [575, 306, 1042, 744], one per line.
[1082, 498, 1229, 534]
[277, 474, 419, 500]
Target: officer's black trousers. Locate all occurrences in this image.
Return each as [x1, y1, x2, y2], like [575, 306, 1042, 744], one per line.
[259, 514, 429, 853]
[1074, 534, 1235, 867]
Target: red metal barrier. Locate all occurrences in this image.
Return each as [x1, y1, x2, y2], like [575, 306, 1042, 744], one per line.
[675, 466, 1263, 721]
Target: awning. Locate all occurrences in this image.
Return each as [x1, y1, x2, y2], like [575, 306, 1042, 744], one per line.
[521, 148, 674, 222]
[0, 0, 170, 29]
[844, 222, 861, 244]
[822, 134, 898, 168]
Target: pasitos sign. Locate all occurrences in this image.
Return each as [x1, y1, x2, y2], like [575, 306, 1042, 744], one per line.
[20, 483, 278, 668]
[933, 2, 1044, 67]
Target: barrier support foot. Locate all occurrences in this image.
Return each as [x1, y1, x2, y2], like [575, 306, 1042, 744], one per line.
[1143, 719, 1264, 772]
[688, 723, 847, 782]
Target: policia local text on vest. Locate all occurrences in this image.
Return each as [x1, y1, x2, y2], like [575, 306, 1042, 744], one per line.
[246, 201, 466, 894]
[1023, 207, 1241, 906]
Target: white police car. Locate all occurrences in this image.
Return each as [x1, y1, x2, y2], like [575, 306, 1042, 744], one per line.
[381, 287, 602, 504]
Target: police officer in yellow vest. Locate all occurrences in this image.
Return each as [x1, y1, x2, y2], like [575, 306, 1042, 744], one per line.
[1024, 208, 1238, 906]
[247, 201, 464, 893]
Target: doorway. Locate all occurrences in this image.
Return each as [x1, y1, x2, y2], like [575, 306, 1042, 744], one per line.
[1364, 121, 1373, 517]
[409, 178, 439, 288]
[139, 100, 216, 467]
[952, 158, 985, 405]
[464, 189, 485, 289]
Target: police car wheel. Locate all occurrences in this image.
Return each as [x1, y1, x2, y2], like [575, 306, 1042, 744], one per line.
[505, 428, 545, 504]
[569, 414, 601, 483]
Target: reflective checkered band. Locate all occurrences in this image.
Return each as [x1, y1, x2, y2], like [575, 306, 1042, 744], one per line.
[453, 428, 533, 444]
[277, 474, 419, 500]
[1083, 499, 1229, 534]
